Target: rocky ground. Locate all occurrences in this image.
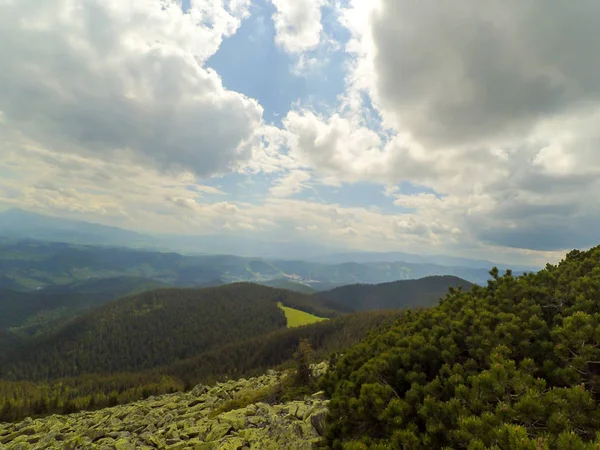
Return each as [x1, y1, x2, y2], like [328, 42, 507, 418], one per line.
[0, 364, 329, 450]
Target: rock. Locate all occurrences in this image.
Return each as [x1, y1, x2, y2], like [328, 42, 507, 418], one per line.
[310, 361, 329, 378]
[206, 422, 233, 441]
[244, 404, 257, 416]
[114, 438, 136, 450]
[191, 384, 209, 396]
[220, 413, 247, 431]
[310, 391, 327, 400]
[0, 363, 331, 450]
[294, 403, 311, 420]
[309, 409, 328, 436]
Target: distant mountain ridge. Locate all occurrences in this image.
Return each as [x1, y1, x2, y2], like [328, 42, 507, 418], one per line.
[0, 208, 154, 248]
[310, 251, 539, 272]
[0, 277, 165, 338]
[315, 275, 473, 311]
[0, 208, 536, 271]
[0, 239, 512, 296]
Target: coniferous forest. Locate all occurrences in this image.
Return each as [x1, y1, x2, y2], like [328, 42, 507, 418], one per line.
[322, 246, 600, 449]
[4, 245, 600, 449]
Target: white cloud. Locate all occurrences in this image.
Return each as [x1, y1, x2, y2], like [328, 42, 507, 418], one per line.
[268, 0, 600, 253]
[269, 0, 327, 54]
[0, 0, 262, 178]
[269, 170, 312, 197]
[3, 0, 600, 264]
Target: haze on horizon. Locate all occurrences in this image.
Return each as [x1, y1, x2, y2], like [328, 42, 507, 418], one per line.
[1, 0, 599, 268]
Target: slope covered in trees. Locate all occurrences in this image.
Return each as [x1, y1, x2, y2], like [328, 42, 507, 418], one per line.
[0, 283, 350, 381]
[258, 278, 317, 294]
[315, 275, 473, 311]
[0, 309, 404, 422]
[0, 283, 293, 380]
[322, 247, 600, 448]
[0, 277, 163, 337]
[163, 309, 405, 387]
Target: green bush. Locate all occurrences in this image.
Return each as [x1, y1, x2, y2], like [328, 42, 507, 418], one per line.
[324, 247, 600, 449]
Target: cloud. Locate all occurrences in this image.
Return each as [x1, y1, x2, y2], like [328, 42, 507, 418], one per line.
[360, 1, 600, 146]
[263, 0, 600, 254]
[0, 0, 262, 178]
[269, 170, 312, 197]
[269, 0, 327, 54]
[2, 0, 599, 264]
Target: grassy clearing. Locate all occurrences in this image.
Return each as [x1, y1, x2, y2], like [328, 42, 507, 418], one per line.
[277, 302, 327, 328]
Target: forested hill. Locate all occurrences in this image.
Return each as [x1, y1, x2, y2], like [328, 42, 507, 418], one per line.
[315, 275, 473, 311]
[322, 247, 600, 448]
[0, 308, 405, 422]
[0, 283, 346, 381]
[0, 284, 284, 380]
[0, 277, 164, 338]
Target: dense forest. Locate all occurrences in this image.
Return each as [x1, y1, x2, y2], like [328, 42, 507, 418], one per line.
[0, 283, 297, 380]
[322, 246, 600, 448]
[315, 275, 473, 311]
[0, 309, 404, 422]
[162, 309, 405, 386]
[0, 282, 352, 380]
[0, 277, 163, 338]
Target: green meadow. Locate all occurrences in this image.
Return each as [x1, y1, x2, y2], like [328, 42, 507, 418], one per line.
[277, 302, 327, 328]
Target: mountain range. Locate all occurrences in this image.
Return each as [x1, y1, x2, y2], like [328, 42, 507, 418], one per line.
[0, 243, 598, 448]
[0, 237, 520, 299]
[0, 208, 539, 271]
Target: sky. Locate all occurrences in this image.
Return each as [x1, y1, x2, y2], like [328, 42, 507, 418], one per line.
[1, 0, 599, 266]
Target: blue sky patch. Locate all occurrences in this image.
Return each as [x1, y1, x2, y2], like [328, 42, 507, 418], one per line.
[207, 0, 349, 125]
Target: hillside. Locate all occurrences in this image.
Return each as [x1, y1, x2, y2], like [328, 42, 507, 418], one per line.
[258, 277, 317, 294]
[0, 284, 291, 380]
[162, 309, 404, 387]
[315, 275, 473, 311]
[0, 277, 164, 337]
[0, 365, 330, 450]
[0, 283, 348, 381]
[322, 247, 600, 448]
[0, 328, 17, 352]
[0, 309, 403, 422]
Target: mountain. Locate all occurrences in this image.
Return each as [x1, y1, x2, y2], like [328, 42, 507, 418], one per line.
[1, 244, 598, 447]
[257, 278, 317, 294]
[0, 208, 155, 248]
[0, 208, 537, 272]
[0, 277, 164, 337]
[0, 283, 344, 381]
[0, 209, 346, 258]
[0, 239, 507, 294]
[322, 246, 600, 448]
[311, 250, 539, 272]
[315, 275, 473, 311]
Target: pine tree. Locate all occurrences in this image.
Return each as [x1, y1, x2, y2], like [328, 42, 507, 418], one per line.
[294, 338, 313, 386]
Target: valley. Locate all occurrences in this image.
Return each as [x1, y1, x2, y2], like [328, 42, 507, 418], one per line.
[2, 236, 599, 448]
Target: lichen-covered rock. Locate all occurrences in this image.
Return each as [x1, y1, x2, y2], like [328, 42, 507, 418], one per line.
[0, 365, 329, 450]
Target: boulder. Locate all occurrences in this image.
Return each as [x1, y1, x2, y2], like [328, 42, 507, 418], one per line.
[309, 409, 328, 436]
[206, 423, 233, 441]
